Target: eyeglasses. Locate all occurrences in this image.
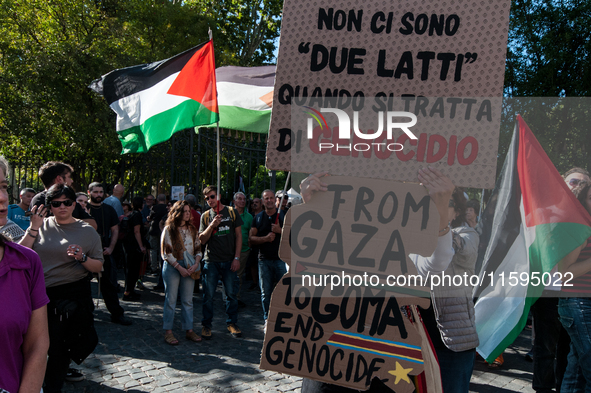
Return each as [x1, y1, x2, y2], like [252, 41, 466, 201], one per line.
[569, 178, 582, 187]
[50, 200, 74, 208]
[206, 195, 217, 200]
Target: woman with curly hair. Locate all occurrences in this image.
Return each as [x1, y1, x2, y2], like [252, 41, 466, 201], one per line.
[161, 200, 202, 345]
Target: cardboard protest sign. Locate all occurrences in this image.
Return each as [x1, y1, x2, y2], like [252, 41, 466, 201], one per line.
[260, 176, 439, 391]
[266, 0, 512, 188]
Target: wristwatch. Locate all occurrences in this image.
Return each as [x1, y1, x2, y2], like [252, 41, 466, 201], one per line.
[77, 253, 88, 263]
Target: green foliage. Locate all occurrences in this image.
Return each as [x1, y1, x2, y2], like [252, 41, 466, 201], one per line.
[0, 0, 281, 189]
[189, 0, 282, 66]
[501, 0, 591, 175]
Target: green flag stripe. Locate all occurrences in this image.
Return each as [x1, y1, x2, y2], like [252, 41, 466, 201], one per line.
[117, 99, 218, 154]
[483, 295, 535, 363]
[529, 222, 591, 276]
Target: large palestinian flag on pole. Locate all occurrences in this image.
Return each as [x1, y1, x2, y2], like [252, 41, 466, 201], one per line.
[90, 40, 219, 154]
[473, 115, 591, 362]
[210, 66, 275, 133]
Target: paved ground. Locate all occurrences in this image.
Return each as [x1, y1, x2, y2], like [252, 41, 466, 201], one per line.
[61, 273, 537, 392]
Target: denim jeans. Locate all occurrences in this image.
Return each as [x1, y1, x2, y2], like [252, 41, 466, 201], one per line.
[149, 235, 161, 271]
[532, 297, 562, 392]
[202, 260, 238, 327]
[162, 259, 195, 330]
[558, 298, 591, 393]
[259, 259, 287, 320]
[436, 347, 475, 393]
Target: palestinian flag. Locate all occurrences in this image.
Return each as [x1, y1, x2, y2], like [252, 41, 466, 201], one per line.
[210, 65, 275, 133]
[473, 115, 591, 362]
[90, 41, 218, 154]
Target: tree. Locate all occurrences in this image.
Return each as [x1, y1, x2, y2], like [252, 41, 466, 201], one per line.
[500, 0, 591, 175]
[0, 0, 281, 190]
[189, 0, 282, 66]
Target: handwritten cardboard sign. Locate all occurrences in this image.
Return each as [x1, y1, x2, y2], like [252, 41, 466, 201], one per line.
[260, 176, 440, 391]
[266, 0, 511, 188]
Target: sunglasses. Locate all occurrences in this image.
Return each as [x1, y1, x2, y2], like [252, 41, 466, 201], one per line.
[569, 178, 582, 187]
[206, 195, 217, 200]
[50, 200, 74, 208]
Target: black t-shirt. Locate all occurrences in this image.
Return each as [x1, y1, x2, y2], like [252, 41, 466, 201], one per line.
[199, 206, 244, 262]
[149, 204, 168, 236]
[32, 190, 92, 221]
[252, 210, 284, 260]
[88, 203, 120, 247]
[124, 210, 144, 248]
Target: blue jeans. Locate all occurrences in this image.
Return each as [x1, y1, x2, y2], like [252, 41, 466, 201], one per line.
[162, 260, 195, 330]
[202, 260, 238, 327]
[436, 347, 475, 393]
[559, 298, 591, 393]
[259, 259, 287, 320]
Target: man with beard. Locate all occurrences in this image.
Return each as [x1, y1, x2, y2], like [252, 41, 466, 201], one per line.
[87, 182, 132, 326]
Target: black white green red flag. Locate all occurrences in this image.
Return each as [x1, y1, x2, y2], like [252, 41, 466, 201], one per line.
[213, 66, 275, 133]
[473, 115, 591, 362]
[90, 40, 219, 154]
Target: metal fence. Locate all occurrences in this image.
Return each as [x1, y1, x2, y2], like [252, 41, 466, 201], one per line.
[6, 128, 275, 208]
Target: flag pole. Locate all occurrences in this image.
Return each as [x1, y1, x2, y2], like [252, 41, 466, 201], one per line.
[216, 123, 221, 214]
[275, 171, 291, 225]
[209, 27, 220, 213]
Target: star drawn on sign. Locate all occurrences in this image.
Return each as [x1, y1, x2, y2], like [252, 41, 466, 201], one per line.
[388, 361, 413, 385]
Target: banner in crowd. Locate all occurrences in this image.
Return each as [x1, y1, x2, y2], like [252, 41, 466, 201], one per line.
[260, 176, 440, 391]
[210, 66, 275, 133]
[266, 0, 512, 188]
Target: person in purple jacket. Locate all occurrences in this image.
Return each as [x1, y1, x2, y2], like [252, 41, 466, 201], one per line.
[0, 155, 50, 393]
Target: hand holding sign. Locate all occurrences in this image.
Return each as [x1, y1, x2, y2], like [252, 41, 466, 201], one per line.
[419, 166, 456, 232]
[300, 171, 329, 203]
[262, 176, 439, 392]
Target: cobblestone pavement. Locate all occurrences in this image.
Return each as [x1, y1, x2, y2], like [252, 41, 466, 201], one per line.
[61, 273, 537, 392]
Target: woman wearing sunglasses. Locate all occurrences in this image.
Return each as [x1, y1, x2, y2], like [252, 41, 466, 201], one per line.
[19, 183, 103, 392]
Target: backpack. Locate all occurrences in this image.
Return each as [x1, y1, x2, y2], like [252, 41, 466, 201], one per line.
[202, 206, 237, 227]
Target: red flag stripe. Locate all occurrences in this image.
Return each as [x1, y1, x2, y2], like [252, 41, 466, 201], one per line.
[516, 115, 591, 227]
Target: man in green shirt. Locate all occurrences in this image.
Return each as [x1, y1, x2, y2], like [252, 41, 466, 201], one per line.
[233, 192, 253, 307]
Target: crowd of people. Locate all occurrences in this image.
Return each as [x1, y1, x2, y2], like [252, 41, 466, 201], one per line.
[0, 158, 295, 392]
[1, 157, 591, 393]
